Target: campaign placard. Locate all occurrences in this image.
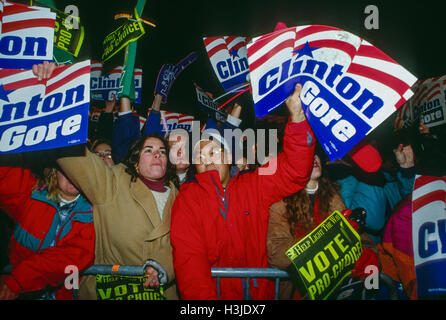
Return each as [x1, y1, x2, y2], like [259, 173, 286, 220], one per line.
[147, 108, 195, 136]
[0, 60, 90, 153]
[286, 210, 362, 300]
[412, 175, 446, 298]
[101, 19, 145, 62]
[247, 25, 417, 161]
[96, 274, 165, 300]
[203, 36, 250, 93]
[0, 1, 55, 69]
[411, 76, 446, 128]
[90, 61, 142, 104]
[194, 84, 227, 123]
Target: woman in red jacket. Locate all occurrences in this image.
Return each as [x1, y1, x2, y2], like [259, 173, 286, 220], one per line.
[0, 166, 94, 300]
[170, 84, 316, 299]
[267, 152, 379, 299]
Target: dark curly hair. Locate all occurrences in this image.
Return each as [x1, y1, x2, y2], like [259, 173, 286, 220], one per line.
[123, 133, 179, 188]
[283, 159, 340, 235]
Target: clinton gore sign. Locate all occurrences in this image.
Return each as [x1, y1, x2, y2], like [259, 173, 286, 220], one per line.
[247, 25, 417, 161]
[0, 61, 90, 153]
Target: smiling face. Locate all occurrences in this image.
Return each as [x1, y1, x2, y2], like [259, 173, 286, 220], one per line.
[136, 137, 168, 181]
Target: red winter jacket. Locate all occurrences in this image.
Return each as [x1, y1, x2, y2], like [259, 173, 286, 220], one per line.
[0, 167, 95, 299]
[170, 120, 315, 300]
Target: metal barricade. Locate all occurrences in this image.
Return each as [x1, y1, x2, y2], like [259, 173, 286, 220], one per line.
[78, 265, 289, 300]
[0, 264, 399, 300]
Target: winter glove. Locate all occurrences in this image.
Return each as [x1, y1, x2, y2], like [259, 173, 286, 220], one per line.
[154, 52, 197, 104]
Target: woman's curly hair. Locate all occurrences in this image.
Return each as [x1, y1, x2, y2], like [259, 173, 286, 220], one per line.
[123, 132, 179, 188]
[283, 164, 340, 236]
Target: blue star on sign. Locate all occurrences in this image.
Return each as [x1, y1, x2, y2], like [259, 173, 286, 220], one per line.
[293, 41, 319, 59]
[0, 84, 13, 102]
[229, 47, 240, 59]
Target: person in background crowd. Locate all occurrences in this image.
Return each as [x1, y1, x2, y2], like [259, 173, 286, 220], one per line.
[267, 151, 379, 299]
[90, 139, 115, 167]
[32, 62, 180, 300]
[170, 84, 315, 299]
[379, 121, 446, 300]
[325, 141, 416, 244]
[0, 164, 94, 300]
[111, 63, 243, 186]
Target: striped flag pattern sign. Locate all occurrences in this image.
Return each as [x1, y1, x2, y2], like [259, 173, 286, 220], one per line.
[395, 75, 446, 130]
[412, 175, 446, 298]
[146, 109, 195, 136]
[90, 60, 143, 104]
[0, 60, 91, 153]
[247, 25, 417, 161]
[203, 36, 250, 93]
[0, 0, 55, 69]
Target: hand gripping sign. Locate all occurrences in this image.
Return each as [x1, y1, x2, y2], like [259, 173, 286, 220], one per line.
[0, 1, 56, 69]
[0, 60, 90, 153]
[247, 25, 418, 161]
[203, 36, 250, 93]
[96, 275, 165, 300]
[412, 175, 446, 298]
[286, 210, 362, 300]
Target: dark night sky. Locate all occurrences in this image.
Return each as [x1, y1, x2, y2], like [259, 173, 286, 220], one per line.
[55, 0, 446, 128]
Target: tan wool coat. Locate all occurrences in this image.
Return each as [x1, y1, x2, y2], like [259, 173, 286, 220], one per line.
[57, 150, 178, 300]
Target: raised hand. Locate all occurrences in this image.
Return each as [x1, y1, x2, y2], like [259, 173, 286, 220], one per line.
[393, 143, 415, 168]
[285, 84, 306, 123]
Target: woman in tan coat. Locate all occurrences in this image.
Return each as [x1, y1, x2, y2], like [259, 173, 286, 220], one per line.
[57, 130, 179, 300]
[267, 153, 379, 299]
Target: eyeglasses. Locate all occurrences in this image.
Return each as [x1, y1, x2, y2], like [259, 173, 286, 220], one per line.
[95, 151, 112, 159]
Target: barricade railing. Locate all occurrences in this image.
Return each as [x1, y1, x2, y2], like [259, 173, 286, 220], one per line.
[0, 264, 399, 300]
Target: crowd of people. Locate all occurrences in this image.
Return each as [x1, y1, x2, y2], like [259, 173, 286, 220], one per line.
[0, 56, 445, 301]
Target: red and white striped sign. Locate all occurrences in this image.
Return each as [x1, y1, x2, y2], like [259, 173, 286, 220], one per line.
[0, 1, 55, 69]
[247, 24, 417, 160]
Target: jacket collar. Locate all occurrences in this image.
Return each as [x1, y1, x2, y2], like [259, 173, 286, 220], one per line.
[31, 189, 91, 213]
[194, 166, 240, 195]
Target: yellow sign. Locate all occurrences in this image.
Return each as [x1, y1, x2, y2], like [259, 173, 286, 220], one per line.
[101, 20, 145, 62]
[286, 210, 362, 300]
[95, 274, 165, 300]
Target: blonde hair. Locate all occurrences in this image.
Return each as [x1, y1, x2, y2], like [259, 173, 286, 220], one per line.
[33, 168, 62, 202]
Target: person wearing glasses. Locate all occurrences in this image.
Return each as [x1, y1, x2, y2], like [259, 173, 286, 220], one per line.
[91, 139, 115, 167]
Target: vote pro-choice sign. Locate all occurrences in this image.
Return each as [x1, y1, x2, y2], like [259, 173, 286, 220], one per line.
[0, 1, 55, 69]
[203, 36, 250, 93]
[90, 61, 142, 104]
[0, 60, 90, 153]
[247, 25, 418, 161]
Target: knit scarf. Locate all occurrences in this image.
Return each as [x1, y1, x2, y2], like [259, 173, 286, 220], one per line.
[138, 175, 167, 192]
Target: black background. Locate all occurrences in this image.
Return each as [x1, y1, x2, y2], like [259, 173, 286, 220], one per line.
[45, 0, 446, 131]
